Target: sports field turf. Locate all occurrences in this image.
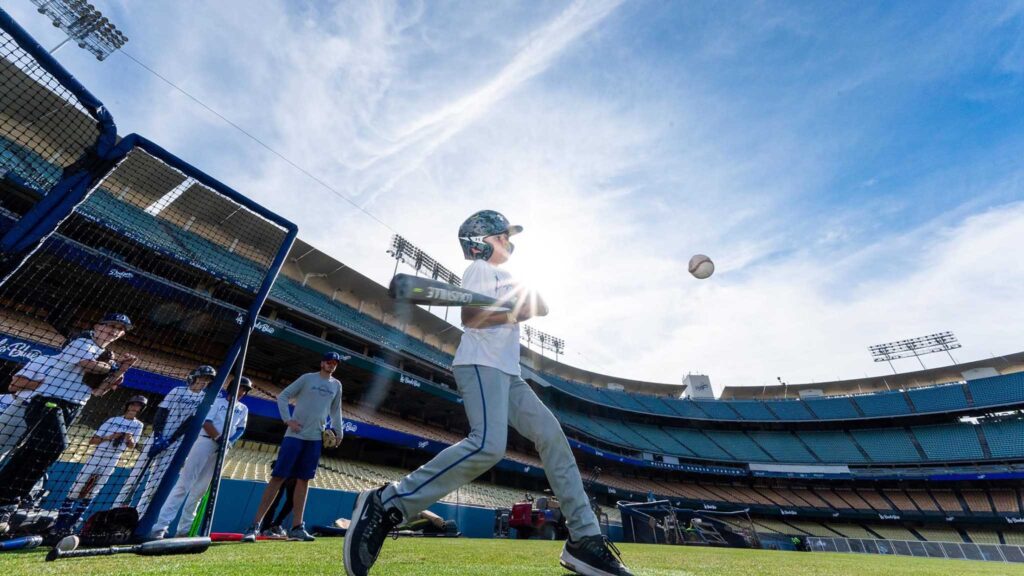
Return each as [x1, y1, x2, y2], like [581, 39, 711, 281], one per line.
[3, 538, 1024, 576]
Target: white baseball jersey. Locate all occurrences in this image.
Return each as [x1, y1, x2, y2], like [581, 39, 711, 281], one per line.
[91, 416, 144, 461]
[203, 395, 248, 441]
[159, 386, 206, 437]
[452, 259, 521, 376]
[29, 336, 105, 405]
[14, 355, 55, 381]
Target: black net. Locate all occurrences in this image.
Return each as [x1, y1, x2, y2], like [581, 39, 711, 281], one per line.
[0, 19, 108, 219]
[0, 145, 288, 542]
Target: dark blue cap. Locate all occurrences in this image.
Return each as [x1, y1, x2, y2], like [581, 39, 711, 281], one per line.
[322, 351, 342, 363]
[100, 313, 133, 331]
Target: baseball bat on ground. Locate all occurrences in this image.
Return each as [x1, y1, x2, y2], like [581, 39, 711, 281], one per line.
[45, 536, 210, 561]
[0, 535, 42, 551]
[388, 274, 517, 309]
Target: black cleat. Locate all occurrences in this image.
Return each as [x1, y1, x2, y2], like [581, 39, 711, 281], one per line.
[560, 535, 635, 576]
[343, 486, 402, 576]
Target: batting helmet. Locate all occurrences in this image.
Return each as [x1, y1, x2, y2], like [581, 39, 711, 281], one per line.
[125, 395, 148, 411]
[457, 210, 522, 261]
[238, 376, 253, 391]
[186, 365, 217, 385]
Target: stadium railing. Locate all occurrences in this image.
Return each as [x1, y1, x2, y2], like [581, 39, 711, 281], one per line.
[806, 535, 1022, 563]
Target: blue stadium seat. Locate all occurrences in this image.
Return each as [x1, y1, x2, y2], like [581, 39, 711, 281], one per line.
[850, 428, 920, 462]
[631, 393, 684, 418]
[912, 424, 984, 461]
[747, 431, 817, 463]
[798, 431, 867, 463]
[693, 400, 740, 420]
[270, 276, 453, 368]
[764, 400, 816, 420]
[0, 135, 64, 192]
[729, 401, 776, 421]
[980, 419, 1024, 459]
[854, 391, 912, 417]
[664, 399, 710, 419]
[601, 388, 651, 413]
[661, 427, 732, 460]
[804, 396, 860, 419]
[968, 373, 1024, 408]
[626, 423, 695, 457]
[906, 384, 968, 413]
[703, 430, 772, 461]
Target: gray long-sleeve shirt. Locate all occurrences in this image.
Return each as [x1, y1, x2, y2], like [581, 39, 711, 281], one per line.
[277, 372, 343, 441]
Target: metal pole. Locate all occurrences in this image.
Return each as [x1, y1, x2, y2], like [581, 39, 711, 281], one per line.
[49, 35, 72, 54]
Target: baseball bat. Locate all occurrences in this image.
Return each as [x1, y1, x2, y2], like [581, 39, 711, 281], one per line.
[45, 536, 210, 561]
[388, 274, 517, 309]
[0, 535, 42, 551]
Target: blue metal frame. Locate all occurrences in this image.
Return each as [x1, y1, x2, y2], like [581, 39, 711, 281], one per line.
[116, 134, 297, 538]
[0, 6, 118, 253]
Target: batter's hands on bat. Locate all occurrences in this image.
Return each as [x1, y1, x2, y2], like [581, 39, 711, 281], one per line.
[286, 419, 303, 433]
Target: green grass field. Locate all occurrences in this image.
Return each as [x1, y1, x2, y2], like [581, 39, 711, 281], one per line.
[2, 538, 1023, 576]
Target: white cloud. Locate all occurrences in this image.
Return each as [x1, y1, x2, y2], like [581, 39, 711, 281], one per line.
[6, 1, 1022, 393]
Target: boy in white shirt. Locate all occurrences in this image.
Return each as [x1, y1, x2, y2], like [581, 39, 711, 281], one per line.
[344, 211, 632, 576]
[149, 377, 251, 539]
[48, 395, 147, 539]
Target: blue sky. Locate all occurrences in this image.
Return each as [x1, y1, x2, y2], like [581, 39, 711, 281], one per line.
[7, 1, 1023, 391]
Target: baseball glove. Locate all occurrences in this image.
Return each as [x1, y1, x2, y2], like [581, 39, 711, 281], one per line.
[82, 350, 117, 390]
[322, 429, 341, 449]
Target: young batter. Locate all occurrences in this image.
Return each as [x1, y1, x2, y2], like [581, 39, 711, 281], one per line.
[344, 210, 633, 576]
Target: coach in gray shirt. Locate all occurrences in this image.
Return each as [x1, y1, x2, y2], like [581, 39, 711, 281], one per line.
[242, 352, 344, 542]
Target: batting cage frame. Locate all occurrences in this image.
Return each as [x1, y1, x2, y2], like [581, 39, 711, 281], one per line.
[0, 6, 298, 547]
[618, 500, 761, 549]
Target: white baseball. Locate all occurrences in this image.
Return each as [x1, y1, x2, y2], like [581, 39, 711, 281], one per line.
[688, 254, 715, 279]
[56, 534, 80, 552]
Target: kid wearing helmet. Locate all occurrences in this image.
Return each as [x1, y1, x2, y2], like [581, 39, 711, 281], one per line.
[344, 211, 633, 576]
[47, 395, 148, 540]
[118, 364, 215, 516]
[149, 376, 251, 539]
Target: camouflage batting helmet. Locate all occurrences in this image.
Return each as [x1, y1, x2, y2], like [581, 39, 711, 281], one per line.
[457, 210, 522, 261]
[186, 364, 217, 385]
[125, 395, 148, 411]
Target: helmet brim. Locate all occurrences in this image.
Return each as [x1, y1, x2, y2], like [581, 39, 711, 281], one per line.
[507, 225, 523, 236]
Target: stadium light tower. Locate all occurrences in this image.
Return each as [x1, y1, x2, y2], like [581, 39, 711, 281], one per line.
[868, 331, 961, 374]
[30, 0, 128, 60]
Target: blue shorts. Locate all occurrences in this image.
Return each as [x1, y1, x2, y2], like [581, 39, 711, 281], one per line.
[271, 437, 321, 480]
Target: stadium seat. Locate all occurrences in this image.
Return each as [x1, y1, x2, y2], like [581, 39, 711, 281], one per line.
[728, 401, 776, 421]
[968, 373, 1024, 407]
[746, 431, 817, 463]
[763, 399, 816, 420]
[914, 526, 964, 543]
[854, 391, 912, 417]
[850, 428, 921, 462]
[797, 430, 867, 463]
[803, 396, 860, 420]
[980, 419, 1024, 459]
[911, 423, 984, 461]
[906, 384, 969, 413]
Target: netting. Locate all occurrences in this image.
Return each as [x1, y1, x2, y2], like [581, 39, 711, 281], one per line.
[0, 11, 113, 219]
[0, 142, 289, 542]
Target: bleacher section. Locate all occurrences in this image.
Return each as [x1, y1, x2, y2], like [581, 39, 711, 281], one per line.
[224, 441, 621, 524]
[980, 419, 1024, 459]
[848, 429, 920, 463]
[907, 384, 969, 413]
[912, 423, 985, 461]
[269, 276, 452, 368]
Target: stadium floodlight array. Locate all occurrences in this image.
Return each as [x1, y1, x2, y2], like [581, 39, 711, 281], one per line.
[522, 324, 565, 359]
[869, 332, 962, 373]
[387, 234, 461, 286]
[29, 0, 128, 60]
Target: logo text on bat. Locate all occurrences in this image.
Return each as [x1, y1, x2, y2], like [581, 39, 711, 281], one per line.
[425, 286, 473, 303]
